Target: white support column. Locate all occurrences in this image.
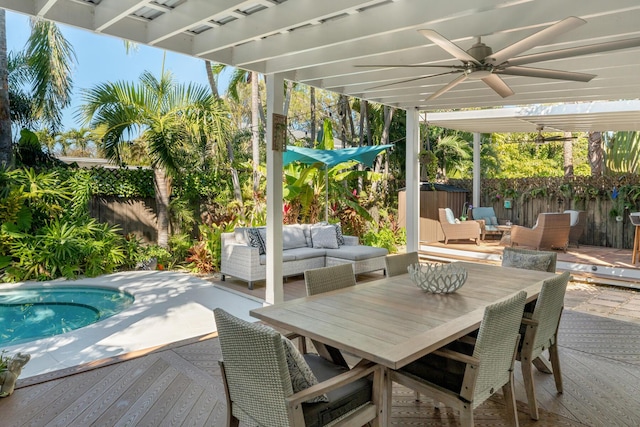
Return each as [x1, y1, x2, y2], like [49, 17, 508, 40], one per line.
[473, 132, 481, 208]
[406, 108, 420, 252]
[265, 73, 285, 305]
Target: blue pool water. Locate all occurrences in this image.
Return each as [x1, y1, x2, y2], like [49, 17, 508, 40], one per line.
[0, 286, 134, 346]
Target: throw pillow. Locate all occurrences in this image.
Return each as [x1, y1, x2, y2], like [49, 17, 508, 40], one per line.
[283, 225, 308, 250]
[281, 337, 329, 403]
[490, 216, 499, 226]
[502, 251, 552, 272]
[444, 208, 456, 224]
[334, 223, 345, 246]
[247, 227, 266, 255]
[311, 224, 339, 249]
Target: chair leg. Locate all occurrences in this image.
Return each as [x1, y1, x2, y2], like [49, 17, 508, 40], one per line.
[459, 404, 474, 427]
[521, 359, 539, 420]
[532, 355, 553, 374]
[549, 342, 563, 393]
[502, 380, 520, 427]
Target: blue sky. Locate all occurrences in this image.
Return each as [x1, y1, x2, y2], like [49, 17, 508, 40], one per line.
[5, 10, 230, 131]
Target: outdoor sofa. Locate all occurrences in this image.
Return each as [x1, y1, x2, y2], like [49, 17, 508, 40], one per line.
[221, 223, 388, 289]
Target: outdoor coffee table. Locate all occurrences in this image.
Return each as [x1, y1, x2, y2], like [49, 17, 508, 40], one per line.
[497, 224, 513, 245]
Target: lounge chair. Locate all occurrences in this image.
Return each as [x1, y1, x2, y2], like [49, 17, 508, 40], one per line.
[510, 213, 570, 252]
[470, 206, 504, 238]
[438, 208, 484, 245]
[564, 210, 587, 247]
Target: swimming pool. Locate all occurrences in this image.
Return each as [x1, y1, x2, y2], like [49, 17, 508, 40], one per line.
[0, 286, 134, 346]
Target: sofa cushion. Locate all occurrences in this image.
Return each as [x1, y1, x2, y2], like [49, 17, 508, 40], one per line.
[303, 354, 372, 427]
[286, 247, 327, 261]
[283, 225, 308, 250]
[259, 252, 297, 265]
[311, 224, 339, 249]
[324, 245, 388, 261]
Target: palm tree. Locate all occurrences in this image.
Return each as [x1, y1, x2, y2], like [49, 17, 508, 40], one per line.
[0, 13, 76, 167]
[79, 70, 229, 247]
[25, 18, 75, 132]
[0, 10, 13, 168]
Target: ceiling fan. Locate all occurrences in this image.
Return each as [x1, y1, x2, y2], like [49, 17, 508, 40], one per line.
[532, 126, 577, 144]
[358, 16, 640, 100]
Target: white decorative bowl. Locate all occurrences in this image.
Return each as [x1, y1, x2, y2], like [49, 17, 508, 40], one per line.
[407, 262, 468, 293]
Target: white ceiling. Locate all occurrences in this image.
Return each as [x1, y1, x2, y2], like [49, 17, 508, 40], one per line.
[425, 100, 640, 133]
[3, 0, 640, 115]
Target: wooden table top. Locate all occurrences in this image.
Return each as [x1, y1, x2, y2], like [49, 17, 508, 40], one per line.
[251, 262, 557, 369]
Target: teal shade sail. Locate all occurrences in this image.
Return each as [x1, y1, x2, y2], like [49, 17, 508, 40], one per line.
[283, 144, 393, 221]
[283, 144, 393, 168]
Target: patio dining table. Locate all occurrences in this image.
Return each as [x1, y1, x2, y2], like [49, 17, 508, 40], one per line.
[250, 261, 557, 425]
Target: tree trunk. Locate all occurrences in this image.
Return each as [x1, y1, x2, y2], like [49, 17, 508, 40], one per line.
[310, 86, 316, 144]
[204, 60, 219, 98]
[283, 80, 293, 116]
[204, 60, 241, 204]
[370, 106, 394, 197]
[588, 131, 604, 176]
[0, 9, 13, 169]
[251, 71, 260, 195]
[339, 95, 348, 145]
[563, 132, 574, 177]
[154, 167, 171, 248]
[357, 101, 366, 192]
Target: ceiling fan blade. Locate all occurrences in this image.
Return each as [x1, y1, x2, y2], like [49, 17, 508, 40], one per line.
[365, 70, 463, 90]
[486, 16, 586, 65]
[481, 74, 514, 98]
[506, 37, 640, 66]
[426, 74, 469, 101]
[497, 66, 596, 82]
[354, 64, 464, 69]
[544, 135, 576, 141]
[418, 29, 480, 64]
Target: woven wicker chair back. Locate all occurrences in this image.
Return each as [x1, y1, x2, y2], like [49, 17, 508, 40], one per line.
[528, 271, 570, 359]
[304, 263, 356, 296]
[385, 252, 420, 277]
[214, 308, 293, 426]
[471, 291, 527, 407]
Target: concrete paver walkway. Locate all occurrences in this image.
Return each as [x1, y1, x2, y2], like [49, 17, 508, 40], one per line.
[565, 282, 640, 324]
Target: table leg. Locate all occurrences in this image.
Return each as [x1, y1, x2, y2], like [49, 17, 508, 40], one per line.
[383, 368, 392, 426]
[310, 340, 349, 368]
[633, 226, 639, 264]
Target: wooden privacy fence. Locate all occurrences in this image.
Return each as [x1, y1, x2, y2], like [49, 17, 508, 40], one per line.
[89, 196, 157, 244]
[480, 195, 635, 249]
[87, 175, 640, 250]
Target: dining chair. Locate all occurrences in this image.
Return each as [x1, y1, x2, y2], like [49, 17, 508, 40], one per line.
[385, 251, 419, 277]
[304, 263, 356, 296]
[502, 246, 557, 273]
[214, 308, 383, 427]
[389, 291, 527, 427]
[518, 271, 570, 420]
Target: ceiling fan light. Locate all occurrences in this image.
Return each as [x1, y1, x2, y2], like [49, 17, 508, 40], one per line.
[467, 69, 493, 79]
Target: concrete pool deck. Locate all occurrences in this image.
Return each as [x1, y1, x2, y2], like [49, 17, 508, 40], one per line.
[1, 271, 262, 380]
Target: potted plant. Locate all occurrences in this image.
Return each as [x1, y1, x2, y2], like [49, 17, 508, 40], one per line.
[0, 351, 31, 397]
[460, 202, 472, 221]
